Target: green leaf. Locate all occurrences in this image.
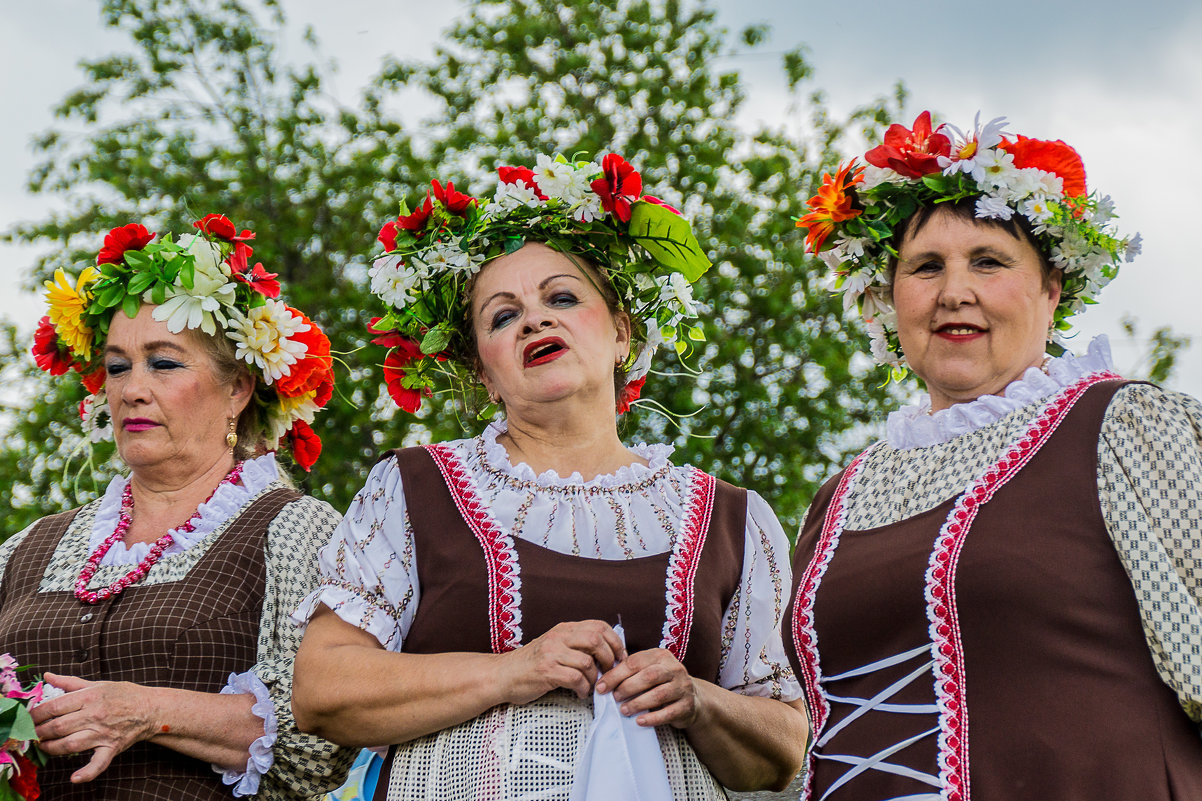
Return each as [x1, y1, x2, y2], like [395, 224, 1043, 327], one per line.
[126, 270, 156, 295]
[150, 282, 168, 306]
[179, 257, 195, 289]
[420, 322, 453, 354]
[628, 201, 711, 281]
[687, 325, 705, 342]
[121, 292, 141, 320]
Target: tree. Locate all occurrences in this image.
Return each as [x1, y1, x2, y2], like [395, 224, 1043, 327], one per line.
[3, 0, 905, 537]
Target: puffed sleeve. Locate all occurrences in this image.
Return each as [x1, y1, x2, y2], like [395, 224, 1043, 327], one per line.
[242, 494, 358, 799]
[1097, 383, 1202, 722]
[715, 489, 803, 701]
[292, 456, 422, 652]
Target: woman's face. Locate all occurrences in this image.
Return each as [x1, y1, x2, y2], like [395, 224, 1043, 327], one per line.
[472, 242, 631, 413]
[893, 208, 1061, 412]
[104, 306, 252, 480]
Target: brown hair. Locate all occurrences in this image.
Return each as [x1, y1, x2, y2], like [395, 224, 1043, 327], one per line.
[185, 327, 263, 460]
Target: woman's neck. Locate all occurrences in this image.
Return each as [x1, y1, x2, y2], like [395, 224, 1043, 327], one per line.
[125, 453, 239, 542]
[499, 402, 645, 481]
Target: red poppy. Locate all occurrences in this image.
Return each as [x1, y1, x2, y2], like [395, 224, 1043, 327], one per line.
[97, 223, 156, 265]
[796, 160, 866, 253]
[591, 153, 643, 223]
[10, 752, 39, 800]
[79, 367, 106, 395]
[616, 375, 646, 414]
[286, 420, 322, 471]
[273, 308, 333, 399]
[998, 135, 1087, 198]
[382, 338, 428, 413]
[367, 317, 408, 348]
[377, 220, 400, 251]
[193, 214, 254, 243]
[431, 180, 476, 216]
[864, 111, 951, 179]
[313, 374, 334, 408]
[497, 165, 548, 200]
[31, 316, 73, 375]
[641, 195, 681, 215]
[396, 196, 435, 233]
[226, 244, 280, 298]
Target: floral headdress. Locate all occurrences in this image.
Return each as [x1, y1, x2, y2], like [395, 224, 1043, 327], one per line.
[32, 214, 334, 470]
[796, 111, 1141, 374]
[367, 152, 711, 416]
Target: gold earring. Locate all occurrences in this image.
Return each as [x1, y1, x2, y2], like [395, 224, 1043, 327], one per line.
[226, 418, 238, 453]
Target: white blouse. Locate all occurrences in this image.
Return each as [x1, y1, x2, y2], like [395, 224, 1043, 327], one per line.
[295, 423, 801, 701]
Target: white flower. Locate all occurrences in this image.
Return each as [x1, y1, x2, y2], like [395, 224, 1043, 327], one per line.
[974, 195, 1014, 220]
[939, 113, 1010, 174]
[969, 147, 1017, 188]
[1003, 168, 1045, 203]
[1089, 194, 1116, 225]
[662, 272, 698, 317]
[266, 389, 323, 445]
[418, 241, 484, 276]
[865, 318, 902, 367]
[369, 255, 422, 309]
[839, 270, 874, 313]
[151, 247, 238, 335]
[628, 323, 663, 382]
[572, 194, 604, 223]
[226, 299, 310, 385]
[491, 180, 543, 213]
[858, 165, 906, 190]
[81, 394, 114, 443]
[1124, 232, 1143, 262]
[1051, 228, 1090, 270]
[534, 155, 595, 207]
[1020, 196, 1055, 224]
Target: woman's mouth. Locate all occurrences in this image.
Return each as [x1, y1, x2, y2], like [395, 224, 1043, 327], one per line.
[122, 418, 160, 432]
[935, 324, 986, 340]
[524, 337, 567, 367]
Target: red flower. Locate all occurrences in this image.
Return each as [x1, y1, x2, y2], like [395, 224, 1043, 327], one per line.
[616, 375, 646, 414]
[227, 244, 280, 298]
[97, 223, 156, 265]
[274, 308, 333, 399]
[641, 195, 681, 215]
[864, 111, 951, 179]
[590, 153, 643, 223]
[314, 374, 334, 408]
[193, 214, 254, 243]
[998, 135, 1087, 198]
[497, 166, 548, 200]
[796, 160, 865, 253]
[367, 317, 408, 348]
[31, 316, 73, 375]
[396, 196, 435, 233]
[10, 752, 38, 800]
[79, 366, 106, 395]
[431, 180, 476, 215]
[382, 338, 428, 413]
[286, 420, 322, 471]
[377, 220, 399, 251]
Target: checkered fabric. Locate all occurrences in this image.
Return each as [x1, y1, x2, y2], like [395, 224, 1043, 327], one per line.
[0, 485, 356, 799]
[835, 383, 1202, 723]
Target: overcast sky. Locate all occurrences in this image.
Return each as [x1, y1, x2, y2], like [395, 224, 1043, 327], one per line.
[2, 0, 1198, 396]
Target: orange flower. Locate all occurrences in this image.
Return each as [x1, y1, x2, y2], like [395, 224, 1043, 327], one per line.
[796, 161, 865, 253]
[999, 135, 1087, 198]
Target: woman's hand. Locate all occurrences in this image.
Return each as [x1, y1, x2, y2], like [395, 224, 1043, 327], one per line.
[499, 620, 627, 704]
[595, 648, 699, 728]
[31, 673, 158, 783]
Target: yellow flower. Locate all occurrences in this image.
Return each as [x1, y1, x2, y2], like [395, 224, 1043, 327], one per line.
[44, 266, 100, 358]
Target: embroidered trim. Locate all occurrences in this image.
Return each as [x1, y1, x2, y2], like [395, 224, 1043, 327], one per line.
[425, 443, 523, 653]
[660, 469, 716, 660]
[923, 370, 1117, 801]
[789, 448, 874, 801]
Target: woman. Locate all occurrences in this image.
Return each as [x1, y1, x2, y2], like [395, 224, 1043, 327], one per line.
[788, 111, 1202, 800]
[292, 153, 808, 800]
[11, 215, 355, 799]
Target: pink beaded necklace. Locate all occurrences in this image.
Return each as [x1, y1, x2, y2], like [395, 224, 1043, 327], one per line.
[74, 461, 245, 604]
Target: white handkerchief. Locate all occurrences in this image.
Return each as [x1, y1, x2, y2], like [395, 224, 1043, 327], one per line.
[569, 624, 674, 801]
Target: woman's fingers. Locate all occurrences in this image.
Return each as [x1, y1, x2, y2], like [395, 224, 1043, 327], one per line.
[597, 648, 699, 728]
[502, 620, 625, 702]
[71, 745, 117, 784]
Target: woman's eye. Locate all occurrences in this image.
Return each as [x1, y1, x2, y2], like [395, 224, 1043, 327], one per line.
[105, 361, 129, 377]
[974, 257, 1003, 269]
[151, 358, 181, 370]
[914, 261, 942, 274]
[490, 310, 517, 330]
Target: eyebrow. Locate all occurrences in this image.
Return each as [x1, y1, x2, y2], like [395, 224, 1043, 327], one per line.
[900, 245, 1015, 265]
[478, 273, 584, 314]
[104, 341, 190, 356]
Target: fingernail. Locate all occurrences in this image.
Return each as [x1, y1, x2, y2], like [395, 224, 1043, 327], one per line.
[595, 681, 607, 693]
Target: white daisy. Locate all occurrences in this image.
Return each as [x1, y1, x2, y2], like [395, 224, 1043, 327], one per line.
[974, 195, 1014, 220]
[226, 299, 311, 385]
[369, 255, 422, 309]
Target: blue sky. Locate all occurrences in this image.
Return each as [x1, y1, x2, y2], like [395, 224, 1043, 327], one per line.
[3, 0, 1198, 395]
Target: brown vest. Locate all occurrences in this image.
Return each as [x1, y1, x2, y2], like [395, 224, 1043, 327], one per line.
[0, 487, 299, 801]
[788, 381, 1202, 800]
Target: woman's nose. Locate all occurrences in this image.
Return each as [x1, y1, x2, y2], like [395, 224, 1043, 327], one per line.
[521, 316, 555, 335]
[938, 263, 976, 308]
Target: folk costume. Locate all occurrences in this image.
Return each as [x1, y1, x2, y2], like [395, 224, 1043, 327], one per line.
[789, 112, 1202, 800]
[15, 214, 353, 798]
[296, 424, 799, 799]
[296, 152, 801, 799]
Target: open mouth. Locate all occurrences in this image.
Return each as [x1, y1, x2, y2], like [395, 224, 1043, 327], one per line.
[935, 324, 986, 338]
[524, 337, 567, 367]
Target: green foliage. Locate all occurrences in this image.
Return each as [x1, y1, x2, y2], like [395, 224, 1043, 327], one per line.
[2, 0, 909, 538]
[1119, 316, 1192, 385]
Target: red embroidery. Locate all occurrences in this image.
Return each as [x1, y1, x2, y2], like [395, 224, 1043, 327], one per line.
[925, 371, 1117, 801]
[425, 444, 522, 653]
[661, 469, 716, 660]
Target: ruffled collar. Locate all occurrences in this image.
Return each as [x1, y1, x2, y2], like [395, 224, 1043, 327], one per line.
[479, 421, 674, 488]
[89, 452, 281, 566]
[886, 336, 1116, 450]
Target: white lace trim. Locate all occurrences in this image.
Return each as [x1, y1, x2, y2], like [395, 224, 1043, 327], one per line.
[886, 336, 1115, 450]
[480, 421, 673, 488]
[89, 453, 281, 566]
[212, 670, 277, 797]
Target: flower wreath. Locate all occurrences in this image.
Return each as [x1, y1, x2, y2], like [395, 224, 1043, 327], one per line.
[32, 214, 334, 470]
[796, 111, 1141, 374]
[367, 152, 712, 417]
